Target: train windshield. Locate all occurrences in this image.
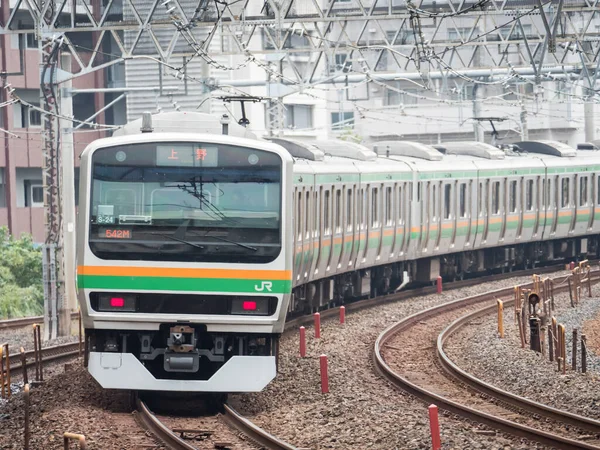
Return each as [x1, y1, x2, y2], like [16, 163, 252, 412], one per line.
[88, 142, 282, 263]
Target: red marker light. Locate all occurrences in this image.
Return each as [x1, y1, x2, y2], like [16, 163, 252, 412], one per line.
[242, 301, 257, 311]
[110, 297, 125, 308]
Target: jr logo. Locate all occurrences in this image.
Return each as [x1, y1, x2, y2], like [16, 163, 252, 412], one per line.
[255, 281, 273, 292]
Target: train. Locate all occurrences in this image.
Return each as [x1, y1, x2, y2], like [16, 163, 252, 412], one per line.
[77, 111, 600, 392]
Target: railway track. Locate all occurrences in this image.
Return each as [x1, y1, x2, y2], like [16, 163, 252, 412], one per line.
[5, 342, 81, 379]
[136, 397, 297, 450]
[374, 270, 600, 450]
[0, 311, 79, 331]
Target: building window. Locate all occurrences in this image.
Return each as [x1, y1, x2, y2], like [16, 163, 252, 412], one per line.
[331, 112, 355, 130]
[387, 30, 415, 45]
[447, 27, 480, 42]
[500, 24, 532, 40]
[20, 105, 42, 128]
[386, 84, 417, 106]
[26, 33, 38, 48]
[284, 104, 313, 129]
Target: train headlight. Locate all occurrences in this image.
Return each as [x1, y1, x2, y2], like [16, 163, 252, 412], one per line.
[231, 297, 271, 315]
[97, 294, 137, 312]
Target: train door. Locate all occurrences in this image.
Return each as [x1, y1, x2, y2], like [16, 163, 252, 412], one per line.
[379, 185, 393, 262]
[327, 187, 341, 272]
[360, 185, 371, 265]
[345, 185, 356, 269]
[293, 188, 303, 284]
[432, 182, 442, 251]
[550, 175, 559, 235]
[589, 173, 596, 230]
[314, 187, 325, 277]
[390, 183, 399, 259]
[452, 181, 468, 251]
[532, 177, 540, 239]
[464, 180, 474, 246]
[308, 188, 320, 281]
[440, 182, 452, 252]
[420, 181, 430, 254]
[555, 175, 572, 238]
[368, 185, 382, 264]
[396, 183, 407, 257]
[323, 187, 333, 273]
[576, 174, 592, 234]
[517, 178, 524, 239]
[299, 188, 312, 282]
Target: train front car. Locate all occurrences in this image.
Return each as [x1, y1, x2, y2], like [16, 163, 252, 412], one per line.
[77, 132, 293, 392]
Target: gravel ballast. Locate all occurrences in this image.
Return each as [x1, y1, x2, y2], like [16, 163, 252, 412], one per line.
[444, 283, 600, 421]
[230, 273, 569, 450]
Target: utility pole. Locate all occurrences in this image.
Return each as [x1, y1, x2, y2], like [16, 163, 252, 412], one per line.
[60, 53, 77, 322]
[472, 84, 484, 142]
[40, 36, 65, 340]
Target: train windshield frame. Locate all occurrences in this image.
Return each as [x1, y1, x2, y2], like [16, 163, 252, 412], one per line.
[88, 142, 282, 263]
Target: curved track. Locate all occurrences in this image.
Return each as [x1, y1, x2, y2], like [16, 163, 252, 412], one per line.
[136, 397, 298, 450]
[374, 270, 600, 450]
[438, 296, 600, 436]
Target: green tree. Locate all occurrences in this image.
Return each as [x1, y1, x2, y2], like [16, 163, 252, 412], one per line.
[0, 227, 43, 318]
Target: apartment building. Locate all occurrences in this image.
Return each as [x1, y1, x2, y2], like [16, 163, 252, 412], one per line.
[0, 2, 126, 241]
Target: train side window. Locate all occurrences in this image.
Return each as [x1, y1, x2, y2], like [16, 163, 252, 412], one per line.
[526, 179, 533, 211]
[385, 186, 392, 226]
[459, 183, 467, 218]
[492, 181, 500, 214]
[443, 184, 451, 219]
[598, 177, 600, 205]
[296, 190, 302, 239]
[346, 189, 353, 232]
[324, 190, 331, 235]
[334, 189, 341, 233]
[398, 185, 403, 221]
[314, 190, 319, 237]
[359, 188, 366, 229]
[509, 180, 517, 213]
[561, 178, 570, 207]
[305, 191, 310, 238]
[371, 187, 379, 228]
[580, 176, 588, 206]
[432, 185, 437, 220]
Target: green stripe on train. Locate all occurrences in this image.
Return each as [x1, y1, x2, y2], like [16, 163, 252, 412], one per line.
[77, 275, 292, 294]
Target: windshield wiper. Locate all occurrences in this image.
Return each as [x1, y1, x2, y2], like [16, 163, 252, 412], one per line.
[189, 231, 258, 252]
[151, 233, 205, 250]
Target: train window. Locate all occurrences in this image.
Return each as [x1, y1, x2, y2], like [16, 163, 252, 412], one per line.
[324, 190, 331, 234]
[347, 189, 353, 231]
[526, 180, 533, 210]
[561, 178, 570, 207]
[598, 177, 600, 205]
[398, 185, 403, 221]
[492, 181, 500, 214]
[314, 191, 319, 236]
[580, 177, 588, 206]
[297, 190, 302, 238]
[334, 189, 341, 232]
[443, 184, 451, 219]
[359, 188, 366, 229]
[478, 182, 482, 213]
[509, 180, 517, 213]
[371, 187, 379, 228]
[385, 187, 392, 225]
[305, 191, 310, 237]
[432, 185, 437, 220]
[459, 183, 467, 218]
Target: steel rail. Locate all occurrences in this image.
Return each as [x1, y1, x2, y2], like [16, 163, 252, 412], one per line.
[136, 398, 298, 450]
[0, 342, 81, 380]
[373, 271, 600, 450]
[0, 312, 79, 330]
[437, 274, 600, 435]
[222, 403, 298, 450]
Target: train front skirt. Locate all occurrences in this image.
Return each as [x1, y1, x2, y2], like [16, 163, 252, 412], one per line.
[88, 352, 276, 392]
